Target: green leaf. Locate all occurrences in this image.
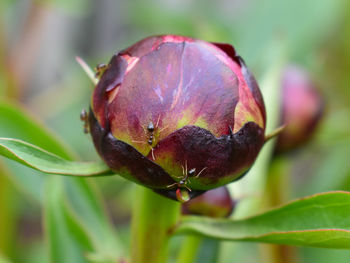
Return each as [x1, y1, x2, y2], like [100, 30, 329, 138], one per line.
[63, 178, 125, 260]
[44, 177, 94, 263]
[0, 101, 73, 159]
[175, 191, 350, 249]
[0, 256, 11, 263]
[0, 101, 76, 201]
[45, 177, 123, 263]
[0, 138, 112, 176]
[0, 102, 122, 261]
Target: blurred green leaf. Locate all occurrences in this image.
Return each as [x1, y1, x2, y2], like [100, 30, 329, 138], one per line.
[44, 177, 94, 263]
[37, 0, 91, 16]
[0, 253, 11, 263]
[0, 101, 73, 159]
[45, 177, 123, 263]
[63, 178, 125, 261]
[0, 101, 123, 261]
[175, 191, 350, 249]
[0, 138, 112, 176]
[0, 100, 76, 202]
[298, 141, 350, 196]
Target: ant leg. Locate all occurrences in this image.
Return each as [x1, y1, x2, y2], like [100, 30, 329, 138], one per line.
[183, 183, 192, 192]
[156, 114, 168, 134]
[173, 174, 185, 180]
[156, 114, 161, 128]
[141, 125, 148, 135]
[195, 167, 207, 178]
[158, 125, 168, 134]
[151, 148, 155, 160]
[132, 140, 146, 144]
[166, 183, 178, 189]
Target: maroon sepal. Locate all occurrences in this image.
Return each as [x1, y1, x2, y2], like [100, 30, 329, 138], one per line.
[89, 108, 176, 188]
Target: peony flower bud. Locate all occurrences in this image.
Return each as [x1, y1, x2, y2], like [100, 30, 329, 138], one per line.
[275, 65, 324, 153]
[182, 186, 235, 218]
[88, 35, 266, 202]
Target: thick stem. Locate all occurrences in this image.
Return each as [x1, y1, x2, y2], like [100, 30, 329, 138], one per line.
[176, 235, 202, 263]
[263, 157, 299, 263]
[0, 163, 16, 259]
[131, 185, 180, 263]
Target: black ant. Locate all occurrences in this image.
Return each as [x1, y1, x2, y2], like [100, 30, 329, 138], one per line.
[147, 121, 155, 146]
[167, 161, 207, 191]
[80, 109, 89, 134]
[94, 63, 109, 78]
[132, 116, 167, 160]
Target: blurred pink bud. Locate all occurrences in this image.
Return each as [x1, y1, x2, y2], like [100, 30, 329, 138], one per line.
[276, 65, 324, 153]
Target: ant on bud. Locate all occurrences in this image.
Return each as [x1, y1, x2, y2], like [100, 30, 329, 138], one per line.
[94, 63, 109, 78]
[80, 109, 89, 134]
[132, 115, 167, 160]
[147, 121, 155, 146]
[167, 161, 207, 191]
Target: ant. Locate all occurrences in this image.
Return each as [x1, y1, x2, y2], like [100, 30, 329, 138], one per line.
[146, 121, 155, 146]
[80, 109, 89, 134]
[132, 116, 167, 160]
[94, 63, 109, 78]
[167, 161, 207, 191]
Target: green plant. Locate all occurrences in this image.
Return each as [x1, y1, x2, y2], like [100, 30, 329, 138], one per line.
[1, 33, 350, 263]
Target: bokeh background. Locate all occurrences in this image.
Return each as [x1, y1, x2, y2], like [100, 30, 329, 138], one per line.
[1, 0, 350, 262]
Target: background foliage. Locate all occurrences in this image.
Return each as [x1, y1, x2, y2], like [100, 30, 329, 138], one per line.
[1, 0, 350, 262]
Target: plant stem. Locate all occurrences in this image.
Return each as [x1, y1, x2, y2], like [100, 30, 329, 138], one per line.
[263, 156, 299, 263]
[0, 162, 15, 259]
[176, 235, 202, 263]
[130, 185, 180, 263]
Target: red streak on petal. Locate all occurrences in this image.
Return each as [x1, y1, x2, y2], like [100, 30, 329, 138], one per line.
[162, 35, 194, 44]
[122, 54, 140, 74]
[108, 84, 120, 104]
[170, 59, 184, 110]
[166, 63, 172, 74]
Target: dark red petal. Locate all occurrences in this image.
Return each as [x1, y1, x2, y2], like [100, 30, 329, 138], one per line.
[237, 56, 266, 126]
[89, 109, 175, 188]
[211, 42, 239, 64]
[105, 41, 240, 156]
[119, 36, 164, 57]
[210, 43, 266, 128]
[92, 55, 128, 128]
[119, 35, 195, 58]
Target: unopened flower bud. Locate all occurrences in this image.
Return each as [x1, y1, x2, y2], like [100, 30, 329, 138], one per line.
[89, 35, 266, 201]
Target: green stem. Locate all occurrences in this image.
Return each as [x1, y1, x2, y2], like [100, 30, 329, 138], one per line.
[176, 235, 202, 263]
[130, 185, 180, 263]
[263, 157, 299, 263]
[0, 162, 15, 259]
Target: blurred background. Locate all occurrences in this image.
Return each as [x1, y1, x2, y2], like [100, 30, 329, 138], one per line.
[1, 0, 350, 262]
